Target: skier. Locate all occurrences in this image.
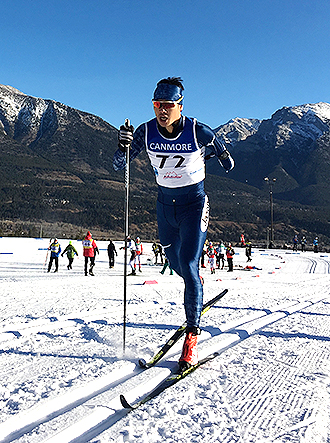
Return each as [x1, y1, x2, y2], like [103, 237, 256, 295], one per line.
[207, 241, 216, 274]
[113, 76, 234, 371]
[313, 237, 319, 253]
[152, 242, 164, 265]
[120, 236, 137, 274]
[245, 241, 252, 262]
[240, 233, 245, 247]
[160, 258, 173, 275]
[293, 235, 299, 252]
[47, 239, 61, 273]
[226, 243, 235, 272]
[133, 237, 143, 272]
[82, 231, 99, 276]
[128, 237, 137, 275]
[61, 241, 78, 269]
[200, 242, 207, 268]
[216, 241, 225, 269]
[107, 240, 117, 268]
[301, 236, 307, 252]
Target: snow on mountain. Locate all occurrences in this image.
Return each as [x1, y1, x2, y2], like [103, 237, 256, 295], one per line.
[214, 117, 261, 146]
[290, 102, 330, 123]
[0, 83, 115, 149]
[214, 102, 330, 153]
[268, 102, 330, 149]
[2, 83, 330, 155]
[0, 84, 56, 141]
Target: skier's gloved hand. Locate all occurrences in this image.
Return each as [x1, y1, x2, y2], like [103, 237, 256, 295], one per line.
[118, 124, 134, 152]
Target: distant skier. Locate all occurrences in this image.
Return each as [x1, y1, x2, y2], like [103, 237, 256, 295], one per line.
[313, 237, 319, 253]
[245, 241, 252, 262]
[293, 235, 299, 252]
[216, 241, 225, 269]
[82, 231, 99, 276]
[61, 241, 78, 270]
[200, 242, 207, 269]
[152, 242, 164, 265]
[301, 236, 307, 252]
[133, 237, 143, 272]
[240, 233, 245, 247]
[207, 242, 216, 274]
[107, 240, 117, 268]
[113, 76, 234, 371]
[120, 236, 137, 275]
[47, 239, 61, 273]
[160, 258, 173, 275]
[226, 243, 235, 272]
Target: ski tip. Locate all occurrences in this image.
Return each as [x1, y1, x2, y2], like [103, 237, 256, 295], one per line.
[138, 358, 148, 368]
[120, 394, 133, 409]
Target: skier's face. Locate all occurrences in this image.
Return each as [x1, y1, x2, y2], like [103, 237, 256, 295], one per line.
[153, 101, 183, 133]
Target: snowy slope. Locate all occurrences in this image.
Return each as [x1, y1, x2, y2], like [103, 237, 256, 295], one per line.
[214, 102, 330, 152]
[268, 102, 330, 148]
[0, 237, 329, 442]
[213, 117, 261, 146]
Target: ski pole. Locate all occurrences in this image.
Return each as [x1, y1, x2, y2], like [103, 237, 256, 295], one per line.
[123, 118, 130, 354]
[43, 238, 52, 270]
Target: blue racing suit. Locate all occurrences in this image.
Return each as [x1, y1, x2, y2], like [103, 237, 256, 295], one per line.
[113, 116, 234, 329]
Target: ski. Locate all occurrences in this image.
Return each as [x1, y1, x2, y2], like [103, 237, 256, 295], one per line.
[121, 351, 220, 409]
[138, 289, 227, 369]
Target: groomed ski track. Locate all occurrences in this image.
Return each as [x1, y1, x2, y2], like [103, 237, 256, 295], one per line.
[0, 292, 328, 443]
[0, 240, 330, 442]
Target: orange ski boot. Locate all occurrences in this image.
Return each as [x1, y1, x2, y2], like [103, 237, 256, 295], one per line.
[179, 328, 200, 372]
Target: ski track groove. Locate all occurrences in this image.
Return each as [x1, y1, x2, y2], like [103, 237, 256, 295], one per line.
[0, 296, 185, 349]
[223, 317, 330, 443]
[0, 293, 328, 443]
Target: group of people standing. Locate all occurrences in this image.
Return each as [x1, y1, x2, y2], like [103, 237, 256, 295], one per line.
[120, 236, 143, 275]
[46, 234, 167, 276]
[200, 238, 253, 273]
[47, 232, 118, 275]
[292, 235, 319, 253]
[201, 241, 239, 273]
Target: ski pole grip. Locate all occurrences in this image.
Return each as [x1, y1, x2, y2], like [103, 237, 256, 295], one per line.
[125, 118, 130, 129]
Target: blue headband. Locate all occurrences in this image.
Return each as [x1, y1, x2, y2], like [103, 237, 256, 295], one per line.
[153, 83, 184, 102]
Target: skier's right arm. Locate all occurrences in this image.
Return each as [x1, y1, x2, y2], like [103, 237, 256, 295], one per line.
[113, 124, 146, 171]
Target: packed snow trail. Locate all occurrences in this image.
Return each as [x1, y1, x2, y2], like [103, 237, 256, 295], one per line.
[0, 238, 329, 442]
[0, 292, 328, 442]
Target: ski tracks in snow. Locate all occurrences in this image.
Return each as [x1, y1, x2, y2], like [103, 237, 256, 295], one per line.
[221, 297, 330, 442]
[0, 292, 329, 443]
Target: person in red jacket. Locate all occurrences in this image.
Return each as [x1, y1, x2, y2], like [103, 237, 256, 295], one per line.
[82, 231, 99, 276]
[226, 243, 235, 272]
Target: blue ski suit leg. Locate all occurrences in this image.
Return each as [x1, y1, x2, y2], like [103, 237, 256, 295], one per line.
[157, 183, 209, 329]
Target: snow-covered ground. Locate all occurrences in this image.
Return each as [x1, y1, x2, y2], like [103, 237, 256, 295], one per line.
[0, 237, 329, 443]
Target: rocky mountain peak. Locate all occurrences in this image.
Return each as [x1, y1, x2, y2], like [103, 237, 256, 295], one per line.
[267, 104, 329, 154]
[214, 102, 330, 155]
[0, 84, 27, 96]
[214, 117, 261, 146]
[0, 84, 118, 174]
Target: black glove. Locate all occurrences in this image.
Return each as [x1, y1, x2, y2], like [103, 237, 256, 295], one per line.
[219, 150, 230, 160]
[118, 124, 134, 152]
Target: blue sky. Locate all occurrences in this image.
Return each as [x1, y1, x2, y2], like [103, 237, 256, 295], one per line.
[1, 0, 330, 130]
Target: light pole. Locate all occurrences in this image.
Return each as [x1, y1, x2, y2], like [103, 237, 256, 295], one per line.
[264, 177, 276, 248]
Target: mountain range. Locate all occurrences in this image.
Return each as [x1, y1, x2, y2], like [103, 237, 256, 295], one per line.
[1, 84, 330, 246]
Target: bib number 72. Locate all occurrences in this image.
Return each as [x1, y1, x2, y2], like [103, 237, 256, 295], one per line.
[156, 154, 185, 169]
